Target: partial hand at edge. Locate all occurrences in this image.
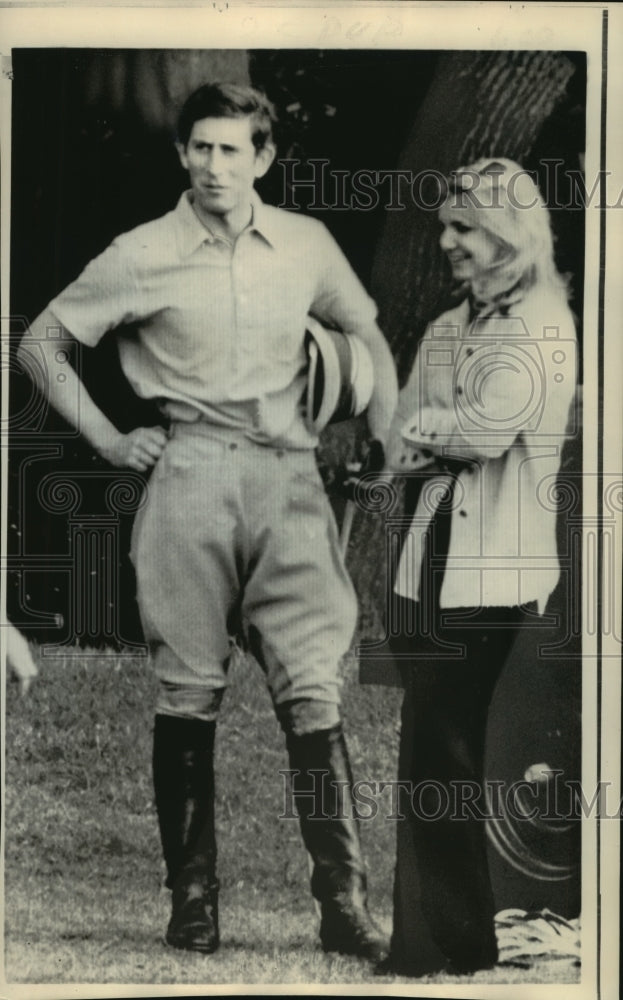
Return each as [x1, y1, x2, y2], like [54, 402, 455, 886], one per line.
[330, 438, 387, 502]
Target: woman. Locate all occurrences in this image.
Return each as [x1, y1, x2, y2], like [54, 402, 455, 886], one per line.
[382, 159, 577, 975]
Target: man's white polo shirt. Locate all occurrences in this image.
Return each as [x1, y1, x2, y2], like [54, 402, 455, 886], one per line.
[49, 191, 378, 449]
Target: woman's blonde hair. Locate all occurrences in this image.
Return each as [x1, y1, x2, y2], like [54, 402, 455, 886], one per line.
[446, 157, 568, 308]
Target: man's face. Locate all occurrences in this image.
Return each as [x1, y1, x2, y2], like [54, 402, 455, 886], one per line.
[177, 116, 275, 221]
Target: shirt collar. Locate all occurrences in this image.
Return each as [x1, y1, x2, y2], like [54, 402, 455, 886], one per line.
[247, 192, 285, 249]
[174, 189, 284, 255]
[174, 191, 218, 257]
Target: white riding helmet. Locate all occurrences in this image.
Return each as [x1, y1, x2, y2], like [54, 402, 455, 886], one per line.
[304, 316, 375, 435]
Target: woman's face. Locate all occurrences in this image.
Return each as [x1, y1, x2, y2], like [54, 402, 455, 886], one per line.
[438, 202, 504, 283]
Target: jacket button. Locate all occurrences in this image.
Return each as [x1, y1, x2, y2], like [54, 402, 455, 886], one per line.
[466, 348, 474, 357]
[459, 509, 467, 517]
[456, 386, 463, 395]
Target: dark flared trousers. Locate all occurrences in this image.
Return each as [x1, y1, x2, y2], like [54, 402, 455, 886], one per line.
[388, 599, 535, 974]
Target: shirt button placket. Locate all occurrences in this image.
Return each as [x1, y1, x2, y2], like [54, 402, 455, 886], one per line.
[233, 239, 252, 371]
[230, 242, 241, 374]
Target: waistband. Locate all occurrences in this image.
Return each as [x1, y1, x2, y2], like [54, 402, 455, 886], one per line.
[169, 419, 316, 454]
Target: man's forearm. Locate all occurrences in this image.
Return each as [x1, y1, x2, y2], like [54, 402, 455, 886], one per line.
[17, 308, 124, 459]
[361, 326, 398, 446]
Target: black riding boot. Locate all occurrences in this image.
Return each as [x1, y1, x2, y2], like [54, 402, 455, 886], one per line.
[152, 714, 219, 953]
[285, 724, 389, 962]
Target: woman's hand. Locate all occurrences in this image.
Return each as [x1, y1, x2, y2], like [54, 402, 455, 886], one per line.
[397, 444, 437, 472]
[329, 438, 388, 500]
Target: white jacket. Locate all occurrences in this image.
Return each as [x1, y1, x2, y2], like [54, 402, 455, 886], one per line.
[387, 286, 577, 612]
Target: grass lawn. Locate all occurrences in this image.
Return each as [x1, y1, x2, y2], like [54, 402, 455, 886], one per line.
[3, 646, 580, 990]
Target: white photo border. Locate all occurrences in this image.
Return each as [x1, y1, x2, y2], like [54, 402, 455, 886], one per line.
[1, 4, 621, 1000]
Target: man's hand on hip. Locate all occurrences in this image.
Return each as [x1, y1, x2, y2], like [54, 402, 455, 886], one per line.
[99, 426, 169, 471]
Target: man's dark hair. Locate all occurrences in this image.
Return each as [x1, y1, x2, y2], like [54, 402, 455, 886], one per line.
[177, 82, 276, 151]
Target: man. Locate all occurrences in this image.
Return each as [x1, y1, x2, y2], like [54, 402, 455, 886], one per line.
[18, 82, 397, 960]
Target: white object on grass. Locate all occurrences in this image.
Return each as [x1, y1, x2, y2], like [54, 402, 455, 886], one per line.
[5, 622, 38, 696]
